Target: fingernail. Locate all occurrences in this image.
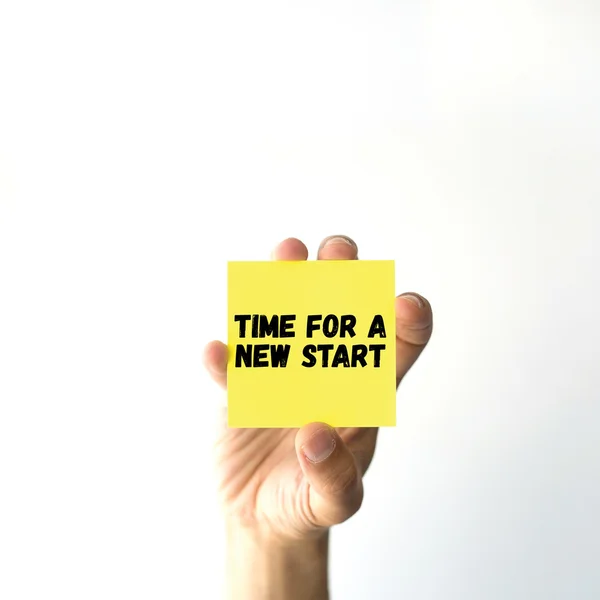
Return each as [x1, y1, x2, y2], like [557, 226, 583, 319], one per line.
[321, 235, 355, 248]
[302, 427, 336, 463]
[400, 293, 424, 309]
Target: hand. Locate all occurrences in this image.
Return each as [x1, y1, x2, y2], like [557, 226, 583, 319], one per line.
[203, 235, 433, 599]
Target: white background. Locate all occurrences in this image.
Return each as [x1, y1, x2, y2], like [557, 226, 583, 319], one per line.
[1, 1, 599, 598]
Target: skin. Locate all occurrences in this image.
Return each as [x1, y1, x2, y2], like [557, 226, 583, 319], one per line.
[203, 235, 433, 599]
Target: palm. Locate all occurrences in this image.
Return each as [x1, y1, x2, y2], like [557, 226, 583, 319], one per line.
[215, 425, 376, 538]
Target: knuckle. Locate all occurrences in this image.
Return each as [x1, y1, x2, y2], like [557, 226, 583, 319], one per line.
[407, 322, 433, 346]
[322, 460, 360, 496]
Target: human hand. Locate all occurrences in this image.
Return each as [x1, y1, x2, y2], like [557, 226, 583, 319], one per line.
[203, 235, 433, 598]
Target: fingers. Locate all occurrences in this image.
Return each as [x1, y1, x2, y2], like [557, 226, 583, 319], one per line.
[203, 340, 228, 390]
[207, 239, 432, 394]
[395, 292, 433, 386]
[317, 235, 358, 260]
[271, 237, 309, 261]
[313, 235, 432, 387]
[205, 238, 308, 391]
[295, 423, 363, 527]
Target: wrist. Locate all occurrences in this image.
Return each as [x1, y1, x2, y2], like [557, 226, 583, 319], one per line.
[226, 520, 329, 600]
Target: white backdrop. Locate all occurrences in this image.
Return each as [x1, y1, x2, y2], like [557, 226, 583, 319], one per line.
[1, 2, 599, 599]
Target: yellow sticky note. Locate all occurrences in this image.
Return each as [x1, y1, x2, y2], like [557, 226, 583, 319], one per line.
[227, 260, 396, 428]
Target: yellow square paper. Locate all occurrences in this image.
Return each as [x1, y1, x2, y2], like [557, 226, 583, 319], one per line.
[227, 260, 396, 427]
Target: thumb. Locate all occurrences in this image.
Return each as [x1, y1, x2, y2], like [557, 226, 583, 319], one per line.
[295, 423, 364, 528]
